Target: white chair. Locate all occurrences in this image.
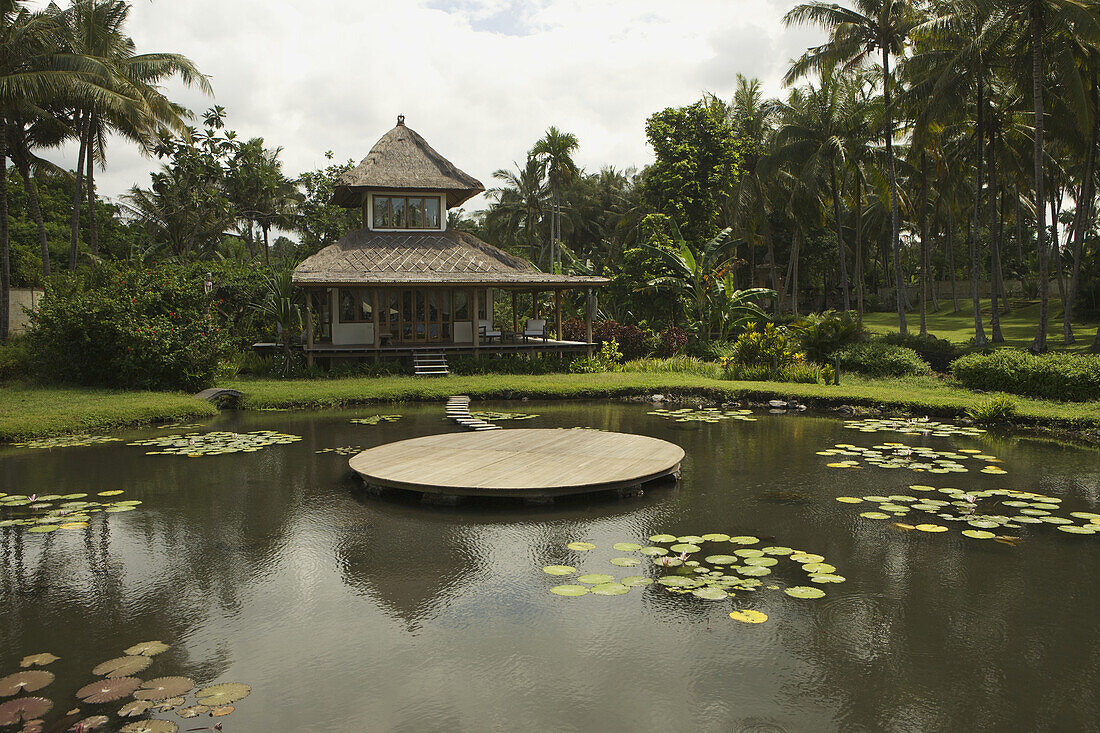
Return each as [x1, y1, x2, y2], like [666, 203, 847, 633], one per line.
[478, 319, 501, 342]
[523, 318, 547, 342]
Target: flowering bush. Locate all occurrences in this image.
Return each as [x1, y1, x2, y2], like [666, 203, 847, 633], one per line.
[29, 264, 228, 391]
[727, 323, 803, 369]
[657, 326, 689, 356]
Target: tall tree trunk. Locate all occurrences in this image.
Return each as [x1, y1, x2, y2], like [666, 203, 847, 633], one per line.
[1030, 6, 1049, 353]
[263, 223, 271, 266]
[15, 155, 49, 278]
[1, 129, 10, 342]
[68, 112, 89, 271]
[989, 127, 1004, 343]
[883, 47, 907, 334]
[1066, 72, 1097, 344]
[919, 149, 929, 335]
[791, 228, 800, 317]
[1014, 190, 1027, 295]
[970, 76, 988, 346]
[946, 206, 959, 313]
[829, 165, 850, 311]
[86, 117, 99, 257]
[855, 173, 864, 319]
[1051, 195, 1067, 311]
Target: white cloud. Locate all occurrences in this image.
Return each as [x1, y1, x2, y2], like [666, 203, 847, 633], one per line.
[35, 0, 824, 216]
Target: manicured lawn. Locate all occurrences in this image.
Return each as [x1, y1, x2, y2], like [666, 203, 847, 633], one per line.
[4, 370, 1098, 443]
[861, 299, 1099, 352]
[0, 384, 218, 442]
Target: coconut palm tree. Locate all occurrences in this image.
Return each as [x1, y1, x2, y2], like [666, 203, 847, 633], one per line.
[488, 158, 548, 263]
[530, 126, 579, 273]
[785, 0, 921, 334]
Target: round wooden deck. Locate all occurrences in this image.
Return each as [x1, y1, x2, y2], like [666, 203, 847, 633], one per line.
[348, 428, 685, 498]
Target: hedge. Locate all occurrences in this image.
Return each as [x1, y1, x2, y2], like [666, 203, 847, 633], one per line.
[952, 350, 1100, 402]
[835, 342, 933, 378]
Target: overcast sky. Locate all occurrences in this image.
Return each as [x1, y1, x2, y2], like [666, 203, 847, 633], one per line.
[36, 0, 824, 216]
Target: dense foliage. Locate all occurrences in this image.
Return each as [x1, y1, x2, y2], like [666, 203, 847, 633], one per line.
[28, 264, 228, 391]
[952, 350, 1100, 402]
[835, 342, 932, 378]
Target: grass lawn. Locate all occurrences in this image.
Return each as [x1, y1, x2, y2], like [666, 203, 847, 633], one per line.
[861, 299, 1099, 352]
[4, 370, 1098, 443]
[0, 384, 218, 442]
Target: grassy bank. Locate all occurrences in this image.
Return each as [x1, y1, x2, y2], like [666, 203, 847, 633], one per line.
[226, 372, 1100, 429]
[3, 371, 1098, 443]
[861, 299, 1099, 352]
[0, 384, 218, 442]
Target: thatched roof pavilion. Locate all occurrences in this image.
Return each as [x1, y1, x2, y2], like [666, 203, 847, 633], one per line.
[293, 116, 606, 366]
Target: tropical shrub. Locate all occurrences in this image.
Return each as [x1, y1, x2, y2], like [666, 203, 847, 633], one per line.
[835, 342, 932, 378]
[790, 310, 863, 363]
[0, 336, 33, 382]
[880, 331, 962, 372]
[657, 326, 689, 356]
[28, 264, 228, 391]
[623, 356, 722, 379]
[966, 395, 1019, 424]
[568, 338, 625, 374]
[728, 323, 802, 369]
[952, 350, 1100, 402]
[450, 354, 563, 375]
[562, 318, 653, 359]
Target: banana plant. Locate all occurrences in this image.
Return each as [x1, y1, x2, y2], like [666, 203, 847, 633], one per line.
[714, 274, 776, 341]
[646, 227, 736, 336]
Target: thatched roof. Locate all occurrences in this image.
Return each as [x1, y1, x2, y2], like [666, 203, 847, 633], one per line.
[293, 229, 607, 288]
[332, 116, 485, 208]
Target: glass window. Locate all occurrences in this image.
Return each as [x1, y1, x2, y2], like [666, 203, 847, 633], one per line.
[454, 290, 469, 320]
[477, 289, 488, 320]
[408, 198, 424, 228]
[424, 198, 440, 228]
[415, 291, 426, 321]
[440, 290, 451, 321]
[339, 289, 356, 323]
[428, 291, 439, 321]
[388, 291, 399, 325]
[358, 289, 373, 322]
[391, 197, 406, 228]
[373, 197, 390, 228]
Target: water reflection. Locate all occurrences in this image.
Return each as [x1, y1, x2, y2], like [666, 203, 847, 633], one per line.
[0, 402, 1097, 731]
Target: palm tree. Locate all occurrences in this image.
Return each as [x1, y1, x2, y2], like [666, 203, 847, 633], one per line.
[57, 0, 210, 269]
[488, 158, 548, 263]
[786, 0, 920, 334]
[530, 126, 578, 273]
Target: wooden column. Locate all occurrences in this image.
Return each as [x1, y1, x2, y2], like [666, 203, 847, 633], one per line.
[585, 288, 593, 358]
[371, 289, 380, 348]
[472, 287, 480, 354]
[305, 290, 315, 367]
[555, 290, 562, 341]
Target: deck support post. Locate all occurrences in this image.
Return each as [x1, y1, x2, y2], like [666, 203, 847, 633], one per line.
[472, 287, 480, 355]
[305, 290, 315, 367]
[585, 288, 594, 358]
[555, 290, 562, 341]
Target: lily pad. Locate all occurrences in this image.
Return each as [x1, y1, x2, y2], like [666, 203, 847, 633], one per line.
[550, 584, 589, 596]
[91, 656, 150, 678]
[915, 524, 948, 533]
[859, 512, 891, 520]
[729, 609, 768, 623]
[133, 677, 194, 701]
[576, 574, 615, 585]
[692, 587, 729, 600]
[738, 565, 771, 576]
[0, 670, 54, 697]
[566, 542, 596, 551]
[784, 586, 826, 599]
[542, 565, 576, 576]
[77, 676, 142, 703]
[124, 641, 170, 657]
[609, 557, 640, 567]
[1058, 525, 1097, 534]
[809, 574, 846, 583]
[648, 534, 677, 543]
[961, 529, 996, 539]
[19, 654, 59, 668]
[71, 715, 110, 730]
[120, 722, 179, 733]
[195, 682, 251, 707]
[176, 705, 209, 718]
[590, 582, 630, 595]
[210, 705, 235, 717]
[118, 700, 153, 717]
[669, 543, 700, 553]
[704, 555, 738, 565]
[612, 542, 642, 552]
[835, 497, 863, 503]
[700, 533, 730, 542]
[638, 546, 669, 556]
[620, 576, 654, 586]
[0, 697, 53, 726]
[728, 536, 760, 545]
[656, 576, 697, 587]
[801, 562, 836, 574]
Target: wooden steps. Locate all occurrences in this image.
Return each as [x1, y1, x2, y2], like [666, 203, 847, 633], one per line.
[413, 352, 449, 376]
[445, 395, 501, 431]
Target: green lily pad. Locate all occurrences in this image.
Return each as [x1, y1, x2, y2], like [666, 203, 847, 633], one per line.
[692, 587, 729, 600]
[549, 584, 589, 596]
[761, 546, 793, 555]
[542, 565, 576, 576]
[656, 576, 697, 587]
[801, 562, 836, 574]
[576, 573, 615, 585]
[648, 534, 677, 543]
[1058, 525, 1097, 534]
[567, 542, 596, 551]
[670, 543, 701, 553]
[784, 586, 826, 599]
[728, 536, 760, 545]
[859, 512, 891, 520]
[620, 576, 654, 587]
[738, 565, 771, 576]
[701, 533, 730, 542]
[729, 609, 768, 623]
[961, 530, 996, 539]
[590, 582, 630, 595]
[639, 546, 669, 556]
[809, 574, 846, 583]
[612, 542, 642, 552]
[733, 548, 764, 558]
[704, 555, 738, 565]
[610, 557, 640, 567]
[743, 556, 778, 567]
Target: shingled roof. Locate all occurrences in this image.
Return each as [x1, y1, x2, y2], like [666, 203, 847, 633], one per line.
[332, 116, 485, 208]
[292, 229, 608, 288]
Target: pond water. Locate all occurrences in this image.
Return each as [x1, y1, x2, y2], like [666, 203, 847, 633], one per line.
[2, 402, 1099, 732]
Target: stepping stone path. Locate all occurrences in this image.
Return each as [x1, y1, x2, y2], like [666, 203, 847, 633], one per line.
[445, 396, 502, 431]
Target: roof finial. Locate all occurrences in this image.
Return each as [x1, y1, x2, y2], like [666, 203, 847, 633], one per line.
[397, 114, 405, 126]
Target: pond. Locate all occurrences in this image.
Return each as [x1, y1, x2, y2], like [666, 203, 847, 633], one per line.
[1, 401, 1099, 731]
